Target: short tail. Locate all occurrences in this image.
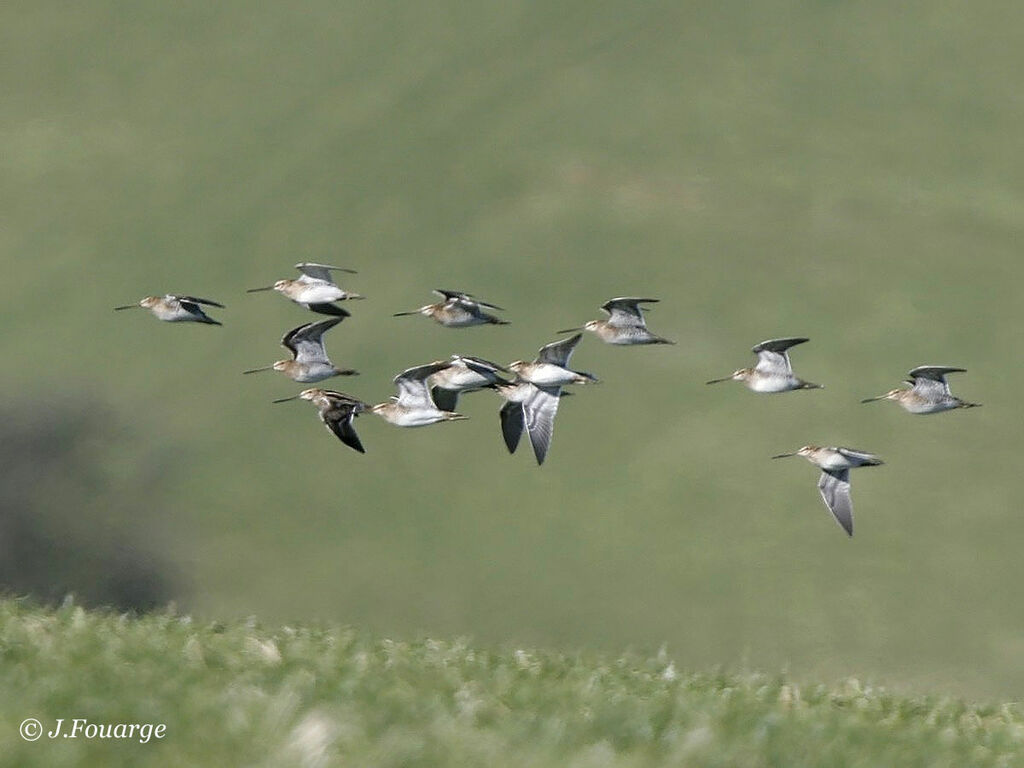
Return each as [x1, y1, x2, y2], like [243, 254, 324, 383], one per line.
[960, 401, 982, 409]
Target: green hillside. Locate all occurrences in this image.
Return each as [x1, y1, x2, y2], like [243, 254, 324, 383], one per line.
[3, 1, 1023, 699]
[2, 601, 1022, 767]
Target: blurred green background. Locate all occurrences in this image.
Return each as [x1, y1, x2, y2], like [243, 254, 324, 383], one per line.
[3, 0, 1022, 699]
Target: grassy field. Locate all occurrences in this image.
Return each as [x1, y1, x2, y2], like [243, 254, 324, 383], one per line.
[3, 0, 1024, 704]
[1, 600, 1022, 768]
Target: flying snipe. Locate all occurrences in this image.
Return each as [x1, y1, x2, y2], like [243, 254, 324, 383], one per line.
[861, 366, 980, 413]
[243, 317, 358, 382]
[508, 333, 598, 386]
[706, 337, 821, 392]
[371, 362, 469, 427]
[772, 446, 883, 537]
[393, 290, 508, 327]
[247, 263, 363, 316]
[559, 297, 674, 345]
[114, 295, 224, 325]
[273, 389, 369, 453]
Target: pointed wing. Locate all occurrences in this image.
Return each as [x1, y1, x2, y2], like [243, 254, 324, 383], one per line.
[600, 297, 658, 328]
[394, 362, 451, 408]
[431, 387, 460, 413]
[523, 385, 562, 465]
[908, 366, 965, 396]
[321, 404, 365, 453]
[835, 447, 883, 467]
[499, 400, 524, 454]
[296, 263, 357, 282]
[434, 289, 504, 311]
[175, 298, 219, 323]
[305, 302, 350, 317]
[752, 337, 808, 375]
[537, 333, 582, 365]
[282, 317, 342, 363]
[817, 469, 853, 537]
[175, 295, 225, 308]
[455, 355, 509, 375]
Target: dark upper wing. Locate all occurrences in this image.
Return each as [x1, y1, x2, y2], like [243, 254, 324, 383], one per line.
[431, 387, 460, 413]
[835, 447, 883, 467]
[908, 366, 964, 396]
[319, 394, 366, 453]
[457, 355, 509, 375]
[305, 302, 351, 317]
[282, 317, 343, 361]
[752, 337, 808, 375]
[499, 400, 524, 454]
[600, 297, 658, 328]
[537, 333, 582, 365]
[752, 337, 809, 354]
[817, 469, 853, 537]
[296, 263, 357, 281]
[434, 289, 504, 311]
[176, 295, 225, 308]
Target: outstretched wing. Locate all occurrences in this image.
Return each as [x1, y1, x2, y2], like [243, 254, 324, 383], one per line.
[296, 263, 357, 282]
[908, 366, 965, 397]
[434, 289, 504, 311]
[835, 447, 883, 467]
[321, 402, 366, 454]
[600, 297, 658, 328]
[282, 317, 343, 363]
[455, 355, 509, 375]
[817, 469, 853, 537]
[752, 337, 809, 375]
[174, 297, 221, 324]
[523, 385, 562, 465]
[175, 295, 225, 308]
[394, 362, 451, 408]
[537, 333, 582, 365]
[499, 400, 525, 454]
[431, 387, 460, 413]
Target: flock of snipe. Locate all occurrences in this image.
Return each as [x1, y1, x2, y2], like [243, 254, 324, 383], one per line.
[117, 263, 980, 537]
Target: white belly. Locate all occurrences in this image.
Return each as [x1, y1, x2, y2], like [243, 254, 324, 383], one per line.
[152, 305, 194, 322]
[746, 375, 798, 393]
[439, 313, 486, 328]
[522, 364, 577, 386]
[287, 283, 344, 304]
[817, 452, 854, 471]
[441, 369, 489, 389]
[380, 408, 446, 427]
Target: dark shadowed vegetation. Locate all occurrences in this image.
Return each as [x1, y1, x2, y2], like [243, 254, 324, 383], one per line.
[0, 397, 181, 611]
